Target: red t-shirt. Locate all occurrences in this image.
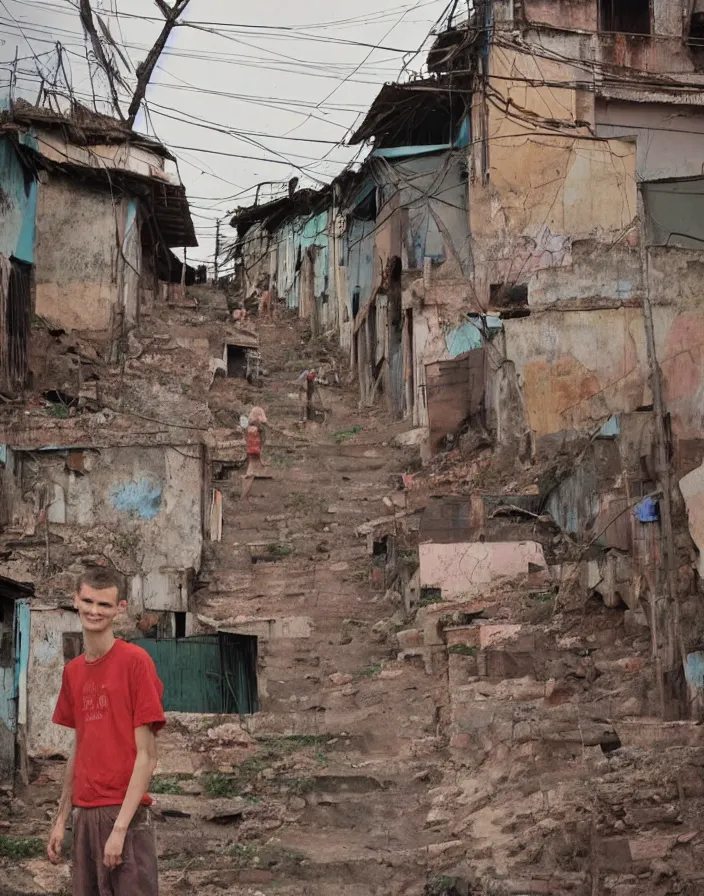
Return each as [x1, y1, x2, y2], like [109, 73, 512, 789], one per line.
[52, 639, 166, 808]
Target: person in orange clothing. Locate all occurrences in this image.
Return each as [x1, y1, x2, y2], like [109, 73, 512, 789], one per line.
[241, 405, 268, 500]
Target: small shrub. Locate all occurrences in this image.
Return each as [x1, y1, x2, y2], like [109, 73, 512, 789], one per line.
[448, 644, 478, 657]
[332, 425, 362, 442]
[48, 403, 70, 419]
[266, 543, 293, 558]
[287, 777, 316, 795]
[150, 775, 189, 795]
[229, 843, 260, 865]
[202, 772, 241, 798]
[0, 836, 45, 859]
[419, 587, 443, 607]
[355, 663, 381, 679]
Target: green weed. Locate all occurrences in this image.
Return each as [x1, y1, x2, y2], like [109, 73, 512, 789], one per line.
[419, 587, 443, 607]
[47, 403, 70, 419]
[332, 425, 362, 442]
[149, 774, 190, 795]
[448, 644, 478, 656]
[0, 836, 45, 859]
[354, 663, 381, 679]
[286, 777, 316, 795]
[202, 772, 241, 798]
[266, 543, 294, 558]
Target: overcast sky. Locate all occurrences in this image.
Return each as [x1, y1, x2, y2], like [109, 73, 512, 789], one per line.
[0, 0, 455, 265]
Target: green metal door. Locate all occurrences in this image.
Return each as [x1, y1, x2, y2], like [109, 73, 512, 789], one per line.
[133, 634, 259, 715]
[134, 636, 223, 713]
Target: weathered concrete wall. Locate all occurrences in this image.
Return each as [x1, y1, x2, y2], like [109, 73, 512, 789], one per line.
[522, 0, 597, 31]
[504, 291, 704, 442]
[375, 152, 471, 278]
[596, 100, 704, 181]
[0, 136, 37, 264]
[524, 0, 682, 38]
[469, 45, 638, 305]
[27, 608, 82, 758]
[34, 131, 167, 178]
[14, 446, 203, 612]
[504, 308, 648, 438]
[419, 541, 547, 599]
[34, 174, 118, 331]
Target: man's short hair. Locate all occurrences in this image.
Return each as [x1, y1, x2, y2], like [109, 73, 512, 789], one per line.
[76, 566, 126, 603]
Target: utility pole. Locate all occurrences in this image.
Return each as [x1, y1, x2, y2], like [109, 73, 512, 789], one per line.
[214, 219, 221, 284]
[638, 184, 683, 719]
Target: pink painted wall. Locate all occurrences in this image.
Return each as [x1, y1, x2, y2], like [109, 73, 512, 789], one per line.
[419, 541, 547, 599]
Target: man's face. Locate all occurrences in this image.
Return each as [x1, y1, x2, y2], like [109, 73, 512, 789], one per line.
[74, 584, 126, 634]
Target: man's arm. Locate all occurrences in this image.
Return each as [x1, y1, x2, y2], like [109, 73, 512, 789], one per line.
[103, 725, 158, 870]
[47, 737, 75, 864]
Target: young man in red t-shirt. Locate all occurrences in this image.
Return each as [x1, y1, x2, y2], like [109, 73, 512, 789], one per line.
[47, 566, 166, 894]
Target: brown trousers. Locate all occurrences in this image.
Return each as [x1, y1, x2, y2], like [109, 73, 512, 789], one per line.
[72, 806, 158, 896]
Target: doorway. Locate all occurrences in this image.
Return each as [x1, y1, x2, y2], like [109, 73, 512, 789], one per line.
[0, 576, 32, 785]
[134, 633, 259, 715]
[226, 345, 248, 378]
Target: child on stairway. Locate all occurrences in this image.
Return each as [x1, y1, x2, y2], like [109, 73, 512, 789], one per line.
[241, 406, 268, 501]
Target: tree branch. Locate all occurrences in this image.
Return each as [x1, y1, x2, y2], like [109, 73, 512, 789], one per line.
[153, 0, 172, 18]
[126, 0, 191, 128]
[78, 0, 126, 120]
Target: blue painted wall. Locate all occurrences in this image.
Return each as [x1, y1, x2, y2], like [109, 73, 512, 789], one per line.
[0, 136, 37, 264]
[110, 477, 163, 520]
[343, 216, 375, 319]
[686, 652, 704, 689]
[445, 316, 502, 358]
[275, 210, 329, 312]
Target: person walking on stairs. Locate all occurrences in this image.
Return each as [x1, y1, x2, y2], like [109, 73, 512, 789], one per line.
[241, 405, 268, 500]
[296, 369, 323, 423]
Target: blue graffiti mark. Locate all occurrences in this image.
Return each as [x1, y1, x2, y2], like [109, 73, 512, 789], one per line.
[110, 478, 163, 520]
[685, 652, 704, 689]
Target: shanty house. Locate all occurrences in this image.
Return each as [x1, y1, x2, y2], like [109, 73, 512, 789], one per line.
[0, 99, 197, 392]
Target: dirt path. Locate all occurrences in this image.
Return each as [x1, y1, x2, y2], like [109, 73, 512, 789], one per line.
[1, 310, 448, 896]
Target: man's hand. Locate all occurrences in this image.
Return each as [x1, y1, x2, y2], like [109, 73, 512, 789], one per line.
[103, 827, 127, 870]
[47, 820, 65, 864]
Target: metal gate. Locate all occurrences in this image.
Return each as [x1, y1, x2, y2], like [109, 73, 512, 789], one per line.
[133, 634, 258, 715]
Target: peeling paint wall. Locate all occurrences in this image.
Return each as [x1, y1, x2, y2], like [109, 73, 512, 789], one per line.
[522, 0, 597, 31]
[469, 45, 638, 306]
[27, 609, 82, 758]
[419, 541, 547, 599]
[34, 174, 120, 331]
[0, 136, 37, 264]
[596, 101, 704, 182]
[504, 308, 649, 438]
[375, 152, 471, 278]
[34, 132, 167, 179]
[15, 446, 203, 611]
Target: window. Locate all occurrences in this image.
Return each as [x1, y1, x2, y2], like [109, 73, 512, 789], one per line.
[599, 0, 650, 35]
[489, 282, 530, 319]
[63, 632, 84, 662]
[174, 612, 187, 639]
